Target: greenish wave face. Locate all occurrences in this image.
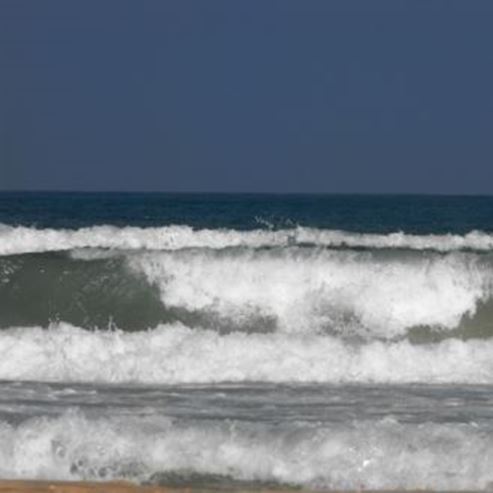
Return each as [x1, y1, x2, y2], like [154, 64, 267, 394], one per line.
[0, 251, 277, 332]
[0, 252, 165, 330]
[1, 247, 493, 343]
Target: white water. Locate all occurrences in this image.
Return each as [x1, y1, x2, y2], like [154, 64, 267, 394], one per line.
[0, 409, 492, 490]
[0, 323, 492, 384]
[128, 248, 491, 337]
[3, 223, 493, 255]
[3, 223, 493, 490]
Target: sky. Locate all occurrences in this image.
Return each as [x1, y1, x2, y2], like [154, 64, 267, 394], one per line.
[1, 0, 493, 193]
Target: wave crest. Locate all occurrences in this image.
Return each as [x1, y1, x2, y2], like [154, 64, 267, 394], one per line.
[2, 248, 492, 338]
[129, 248, 491, 338]
[2, 224, 493, 255]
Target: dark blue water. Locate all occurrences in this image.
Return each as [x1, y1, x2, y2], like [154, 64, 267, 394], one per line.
[1, 191, 493, 233]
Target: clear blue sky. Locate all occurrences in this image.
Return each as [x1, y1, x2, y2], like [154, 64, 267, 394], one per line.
[1, 0, 493, 193]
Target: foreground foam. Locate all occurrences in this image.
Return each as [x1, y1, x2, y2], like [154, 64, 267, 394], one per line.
[0, 323, 492, 384]
[3, 224, 493, 255]
[0, 410, 492, 490]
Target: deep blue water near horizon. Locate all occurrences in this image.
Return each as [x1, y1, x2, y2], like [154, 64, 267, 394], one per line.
[1, 191, 493, 233]
[2, 192, 493, 489]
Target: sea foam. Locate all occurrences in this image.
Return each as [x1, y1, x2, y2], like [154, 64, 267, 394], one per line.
[0, 323, 492, 384]
[0, 410, 492, 490]
[128, 248, 490, 337]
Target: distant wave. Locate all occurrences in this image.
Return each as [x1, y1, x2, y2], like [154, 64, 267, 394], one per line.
[3, 223, 493, 255]
[1, 323, 493, 384]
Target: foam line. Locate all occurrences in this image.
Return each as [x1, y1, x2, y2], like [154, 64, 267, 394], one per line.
[2, 224, 493, 255]
[0, 323, 492, 384]
[0, 410, 492, 490]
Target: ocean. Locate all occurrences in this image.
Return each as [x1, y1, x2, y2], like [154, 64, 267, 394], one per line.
[1, 192, 493, 490]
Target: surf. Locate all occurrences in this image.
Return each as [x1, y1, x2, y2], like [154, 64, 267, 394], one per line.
[0, 322, 491, 384]
[3, 224, 493, 255]
[0, 405, 492, 490]
[2, 247, 493, 339]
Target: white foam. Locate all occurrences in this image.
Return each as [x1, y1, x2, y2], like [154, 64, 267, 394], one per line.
[0, 323, 492, 384]
[2, 224, 493, 255]
[129, 248, 490, 337]
[1, 410, 492, 490]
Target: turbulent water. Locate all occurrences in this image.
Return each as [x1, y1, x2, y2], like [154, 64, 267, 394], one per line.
[2, 193, 493, 490]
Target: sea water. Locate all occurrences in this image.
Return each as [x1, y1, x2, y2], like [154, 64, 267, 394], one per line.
[1, 192, 493, 490]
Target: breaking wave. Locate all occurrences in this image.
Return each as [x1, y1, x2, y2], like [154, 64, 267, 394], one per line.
[3, 223, 493, 385]
[0, 323, 492, 384]
[0, 409, 492, 490]
[2, 247, 493, 338]
[128, 247, 492, 338]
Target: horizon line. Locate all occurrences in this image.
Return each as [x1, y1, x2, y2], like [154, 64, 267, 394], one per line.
[0, 189, 493, 198]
